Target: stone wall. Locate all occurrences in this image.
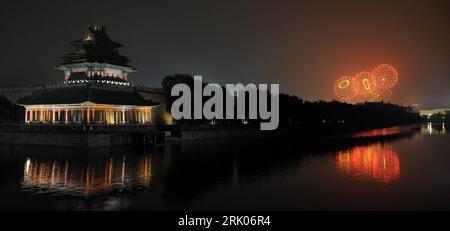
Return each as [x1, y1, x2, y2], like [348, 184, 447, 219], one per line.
[0, 84, 45, 104]
[0, 132, 136, 147]
[136, 86, 172, 125]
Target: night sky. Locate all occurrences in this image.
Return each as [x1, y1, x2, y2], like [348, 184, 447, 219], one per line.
[0, 0, 448, 108]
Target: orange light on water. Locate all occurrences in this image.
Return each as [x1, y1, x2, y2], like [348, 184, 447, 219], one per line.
[353, 126, 401, 138]
[336, 144, 400, 184]
[22, 155, 153, 197]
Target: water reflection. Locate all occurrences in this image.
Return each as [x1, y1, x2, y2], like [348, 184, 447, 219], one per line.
[0, 124, 426, 210]
[420, 122, 447, 135]
[352, 126, 401, 138]
[22, 153, 152, 197]
[336, 143, 400, 184]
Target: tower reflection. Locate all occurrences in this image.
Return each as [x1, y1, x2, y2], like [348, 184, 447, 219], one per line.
[22, 153, 152, 197]
[336, 143, 400, 184]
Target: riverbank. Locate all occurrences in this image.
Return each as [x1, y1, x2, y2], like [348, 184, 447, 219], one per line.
[0, 122, 422, 147]
[166, 122, 422, 142]
[0, 124, 164, 147]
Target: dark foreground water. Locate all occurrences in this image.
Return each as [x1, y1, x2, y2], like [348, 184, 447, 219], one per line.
[0, 123, 449, 211]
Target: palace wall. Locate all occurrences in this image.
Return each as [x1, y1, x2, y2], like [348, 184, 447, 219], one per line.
[0, 84, 46, 104]
[135, 86, 172, 125]
[0, 124, 165, 147]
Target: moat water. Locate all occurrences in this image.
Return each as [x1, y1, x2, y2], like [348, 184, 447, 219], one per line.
[0, 123, 449, 210]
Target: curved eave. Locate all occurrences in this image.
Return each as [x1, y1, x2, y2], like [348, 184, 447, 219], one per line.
[19, 101, 160, 108]
[16, 85, 158, 107]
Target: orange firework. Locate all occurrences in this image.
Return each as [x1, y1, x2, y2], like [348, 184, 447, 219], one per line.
[334, 76, 357, 101]
[371, 88, 392, 102]
[333, 64, 399, 103]
[353, 71, 377, 96]
[372, 64, 399, 89]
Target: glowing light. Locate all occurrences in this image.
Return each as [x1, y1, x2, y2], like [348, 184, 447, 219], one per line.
[338, 79, 350, 89]
[333, 64, 399, 103]
[370, 88, 392, 102]
[336, 143, 400, 184]
[24, 158, 31, 177]
[334, 76, 358, 101]
[83, 35, 93, 41]
[353, 126, 401, 138]
[372, 64, 399, 89]
[22, 155, 152, 197]
[353, 71, 377, 96]
[362, 78, 371, 90]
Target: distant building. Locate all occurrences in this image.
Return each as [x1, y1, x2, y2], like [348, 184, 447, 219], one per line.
[14, 26, 166, 125]
[419, 108, 450, 117]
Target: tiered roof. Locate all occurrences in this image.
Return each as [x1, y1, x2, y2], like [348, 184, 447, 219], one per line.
[17, 26, 158, 107]
[18, 85, 158, 106]
[60, 25, 134, 68]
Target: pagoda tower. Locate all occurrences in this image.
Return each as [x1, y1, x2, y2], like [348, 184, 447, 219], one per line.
[18, 26, 158, 125]
[56, 25, 135, 85]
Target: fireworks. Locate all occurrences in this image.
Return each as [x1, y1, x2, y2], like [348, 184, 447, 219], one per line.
[334, 76, 358, 101]
[372, 64, 399, 90]
[333, 64, 399, 103]
[369, 88, 392, 102]
[353, 71, 377, 96]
